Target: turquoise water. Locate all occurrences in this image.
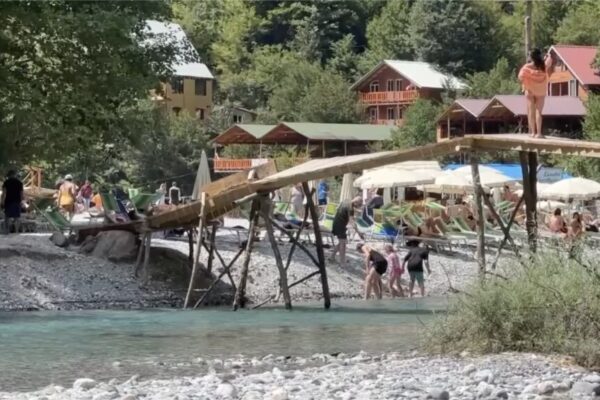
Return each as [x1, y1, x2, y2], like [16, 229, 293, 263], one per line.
[0, 298, 446, 392]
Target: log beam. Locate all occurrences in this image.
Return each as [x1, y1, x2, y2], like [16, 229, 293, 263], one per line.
[184, 192, 206, 309]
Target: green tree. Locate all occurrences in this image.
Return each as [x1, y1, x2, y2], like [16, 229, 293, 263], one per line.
[409, 0, 505, 76]
[366, 0, 414, 60]
[555, 0, 600, 45]
[328, 34, 360, 82]
[389, 100, 442, 149]
[465, 58, 521, 98]
[0, 1, 177, 170]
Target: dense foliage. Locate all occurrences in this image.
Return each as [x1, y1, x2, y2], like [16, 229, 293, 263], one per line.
[427, 251, 600, 368]
[3, 0, 600, 190]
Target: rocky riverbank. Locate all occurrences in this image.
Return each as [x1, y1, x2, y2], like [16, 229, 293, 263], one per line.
[2, 352, 598, 399]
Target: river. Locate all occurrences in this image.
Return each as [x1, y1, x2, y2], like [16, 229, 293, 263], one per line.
[0, 298, 446, 392]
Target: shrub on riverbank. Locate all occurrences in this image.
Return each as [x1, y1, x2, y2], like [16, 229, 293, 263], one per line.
[426, 251, 600, 368]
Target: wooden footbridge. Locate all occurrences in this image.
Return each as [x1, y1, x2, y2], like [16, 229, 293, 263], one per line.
[90, 135, 600, 310]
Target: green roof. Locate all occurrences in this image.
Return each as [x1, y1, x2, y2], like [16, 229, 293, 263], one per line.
[279, 122, 394, 141]
[236, 124, 275, 139]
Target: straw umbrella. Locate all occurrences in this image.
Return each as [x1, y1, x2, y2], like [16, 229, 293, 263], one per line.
[539, 177, 600, 201]
[191, 150, 211, 200]
[339, 173, 355, 203]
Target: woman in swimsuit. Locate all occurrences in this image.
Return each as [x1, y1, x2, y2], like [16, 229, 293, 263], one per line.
[357, 243, 388, 300]
[385, 244, 404, 297]
[548, 208, 567, 234]
[568, 212, 584, 240]
[518, 48, 554, 138]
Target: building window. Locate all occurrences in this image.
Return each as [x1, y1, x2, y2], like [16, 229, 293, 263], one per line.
[395, 79, 403, 91]
[387, 107, 395, 120]
[369, 80, 379, 92]
[569, 79, 578, 97]
[233, 114, 243, 123]
[369, 107, 377, 121]
[171, 77, 184, 94]
[386, 80, 394, 91]
[195, 79, 207, 96]
[398, 107, 403, 119]
[173, 107, 182, 116]
[195, 108, 204, 120]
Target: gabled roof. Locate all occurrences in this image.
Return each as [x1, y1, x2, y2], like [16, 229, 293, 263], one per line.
[261, 122, 394, 143]
[145, 20, 214, 79]
[351, 60, 467, 91]
[439, 99, 490, 121]
[550, 45, 600, 86]
[213, 124, 275, 145]
[480, 95, 586, 118]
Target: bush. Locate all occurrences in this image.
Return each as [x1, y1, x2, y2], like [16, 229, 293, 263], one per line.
[426, 251, 600, 368]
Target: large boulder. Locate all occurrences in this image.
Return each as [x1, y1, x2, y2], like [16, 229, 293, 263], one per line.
[91, 231, 138, 262]
[49, 231, 69, 248]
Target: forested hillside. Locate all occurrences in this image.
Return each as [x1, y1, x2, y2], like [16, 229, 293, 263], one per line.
[2, 0, 600, 188]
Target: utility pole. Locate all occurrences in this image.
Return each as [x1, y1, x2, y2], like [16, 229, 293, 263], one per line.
[524, 0, 532, 60]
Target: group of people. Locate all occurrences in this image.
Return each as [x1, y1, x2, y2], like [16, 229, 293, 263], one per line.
[55, 175, 102, 219]
[357, 241, 431, 300]
[548, 208, 587, 240]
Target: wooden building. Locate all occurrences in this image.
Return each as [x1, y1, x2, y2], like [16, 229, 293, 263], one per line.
[437, 95, 586, 141]
[351, 60, 466, 126]
[547, 45, 600, 100]
[146, 21, 215, 119]
[212, 123, 395, 172]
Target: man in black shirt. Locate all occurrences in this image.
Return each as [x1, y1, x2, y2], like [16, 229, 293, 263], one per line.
[330, 196, 362, 268]
[1, 170, 24, 233]
[402, 240, 431, 297]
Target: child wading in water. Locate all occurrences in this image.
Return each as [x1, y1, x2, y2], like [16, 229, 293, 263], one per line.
[385, 244, 404, 297]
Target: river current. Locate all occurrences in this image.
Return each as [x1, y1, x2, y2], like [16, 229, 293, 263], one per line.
[0, 298, 446, 392]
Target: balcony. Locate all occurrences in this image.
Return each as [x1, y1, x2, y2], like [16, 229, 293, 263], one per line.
[370, 119, 404, 126]
[214, 158, 269, 172]
[360, 90, 419, 105]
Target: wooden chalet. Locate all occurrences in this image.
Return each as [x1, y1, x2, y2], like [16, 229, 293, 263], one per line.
[351, 60, 467, 126]
[437, 95, 586, 141]
[548, 45, 600, 100]
[212, 122, 395, 173]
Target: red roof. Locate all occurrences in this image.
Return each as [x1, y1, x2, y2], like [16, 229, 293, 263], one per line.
[454, 99, 490, 117]
[551, 45, 600, 86]
[484, 95, 586, 117]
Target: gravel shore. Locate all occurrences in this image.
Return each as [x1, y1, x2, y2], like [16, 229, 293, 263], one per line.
[3, 352, 598, 399]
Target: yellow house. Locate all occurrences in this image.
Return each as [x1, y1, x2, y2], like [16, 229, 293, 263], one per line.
[147, 21, 215, 119]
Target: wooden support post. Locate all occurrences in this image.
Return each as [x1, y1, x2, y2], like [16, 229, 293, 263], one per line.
[470, 154, 486, 277]
[134, 232, 145, 277]
[481, 190, 521, 258]
[206, 224, 217, 274]
[302, 182, 331, 309]
[194, 246, 245, 309]
[187, 229, 194, 270]
[233, 199, 260, 311]
[520, 151, 538, 252]
[285, 202, 310, 271]
[184, 192, 206, 309]
[260, 196, 292, 310]
[491, 196, 525, 270]
[268, 215, 320, 267]
[142, 232, 152, 286]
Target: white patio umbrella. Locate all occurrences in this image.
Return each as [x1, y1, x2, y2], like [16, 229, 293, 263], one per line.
[539, 177, 600, 201]
[451, 165, 520, 188]
[339, 172, 355, 203]
[424, 170, 476, 194]
[353, 168, 437, 189]
[191, 150, 211, 200]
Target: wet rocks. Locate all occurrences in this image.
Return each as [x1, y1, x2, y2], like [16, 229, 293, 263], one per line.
[72, 378, 96, 391]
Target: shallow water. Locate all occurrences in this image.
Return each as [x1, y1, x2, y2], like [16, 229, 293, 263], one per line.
[0, 298, 446, 392]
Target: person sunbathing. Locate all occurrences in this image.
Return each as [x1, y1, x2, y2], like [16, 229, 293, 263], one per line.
[548, 208, 567, 234]
[420, 217, 444, 237]
[568, 212, 584, 240]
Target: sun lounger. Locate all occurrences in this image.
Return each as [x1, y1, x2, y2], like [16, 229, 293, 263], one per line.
[131, 192, 162, 213]
[40, 208, 71, 232]
[100, 192, 130, 223]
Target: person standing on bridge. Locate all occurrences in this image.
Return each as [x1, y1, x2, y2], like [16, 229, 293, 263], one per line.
[169, 181, 181, 206]
[518, 48, 554, 138]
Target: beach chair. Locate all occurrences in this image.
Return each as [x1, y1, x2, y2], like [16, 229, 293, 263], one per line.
[131, 192, 162, 213]
[100, 192, 130, 223]
[40, 208, 71, 232]
[318, 203, 338, 245]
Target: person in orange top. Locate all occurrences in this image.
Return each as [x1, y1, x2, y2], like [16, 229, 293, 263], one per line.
[518, 48, 555, 138]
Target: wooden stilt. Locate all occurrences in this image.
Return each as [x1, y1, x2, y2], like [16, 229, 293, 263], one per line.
[134, 232, 145, 277]
[470, 154, 486, 277]
[206, 224, 217, 274]
[187, 229, 194, 270]
[285, 203, 310, 271]
[266, 216, 320, 267]
[481, 191, 521, 258]
[193, 246, 245, 309]
[520, 151, 538, 251]
[233, 199, 260, 311]
[260, 196, 292, 310]
[184, 192, 206, 309]
[302, 182, 331, 309]
[142, 232, 152, 286]
[491, 196, 525, 270]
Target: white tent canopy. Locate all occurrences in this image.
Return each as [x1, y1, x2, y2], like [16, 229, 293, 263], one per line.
[191, 150, 211, 200]
[539, 177, 600, 201]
